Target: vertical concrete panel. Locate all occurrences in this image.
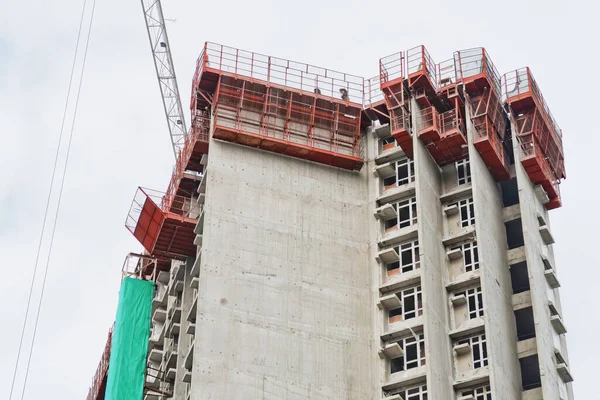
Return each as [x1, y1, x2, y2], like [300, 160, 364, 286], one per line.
[512, 132, 572, 400]
[465, 110, 521, 398]
[412, 102, 454, 399]
[192, 140, 374, 400]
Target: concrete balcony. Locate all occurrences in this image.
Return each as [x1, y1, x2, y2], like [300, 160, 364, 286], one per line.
[378, 224, 418, 248]
[556, 362, 574, 383]
[374, 162, 396, 178]
[377, 182, 416, 205]
[550, 314, 567, 334]
[193, 233, 203, 247]
[378, 342, 404, 359]
[375, 143, 405, 165]
[148, 347, 163, 363]
[453, 366, 490, 390]
[381, 316, 424, 342]
[185, 339, 195, 369]
[440, 184, 472, 204]
[186, 322, 196, 335]
[539, 225, 555, 245]
[380, 268, 421, 293]
[544, 268, 561, 288]
[194, 208, 205, 235]
[183, 369, 192, 383]
[166, 367, 176, 381]
[163, 345, 178, 369]
[449, 317, 485, 339]
[446, 271, 480, 292]
[442, 225, 476, 247]
[190, 276, 199, 289]
[149, 323, 165, 344]
[166, 319, 180, 337]
[152, 285, 168, 311]
[187, 292, 198, 323]
[153, 307, 167, 323]
[190, 248, 202, 278]
[377, 247, 400, 264]
[157, 270, 170, 285]
[377, 293, 402, 310]
[382, 365, 427, 392]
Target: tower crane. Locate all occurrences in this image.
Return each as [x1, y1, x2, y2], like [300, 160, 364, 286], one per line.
[140, 0, 187, 160]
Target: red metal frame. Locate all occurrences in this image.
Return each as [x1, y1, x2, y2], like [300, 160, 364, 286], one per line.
[469, 87, 511, 181]
[379, 51, 413, 157]
[190, 42, 364, 170]
[87, 325, 114, 400]
[455, 48, 501, 97]
[406, 46, 437, 108]
[417, 99, 468, 165]
[126, 187, 200, 259]
[503, 67, 564, 209]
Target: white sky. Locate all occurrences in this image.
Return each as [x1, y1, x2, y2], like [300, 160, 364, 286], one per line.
[0, 0, 598, 398]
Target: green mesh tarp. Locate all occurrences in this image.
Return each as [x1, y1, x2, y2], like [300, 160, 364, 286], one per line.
[105, 277, 155, 400]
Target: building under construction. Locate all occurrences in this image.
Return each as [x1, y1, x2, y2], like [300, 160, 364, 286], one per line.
[85, 40, 573, 400]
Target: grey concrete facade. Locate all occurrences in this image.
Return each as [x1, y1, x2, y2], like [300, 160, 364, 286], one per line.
[144, 96, 573, 400]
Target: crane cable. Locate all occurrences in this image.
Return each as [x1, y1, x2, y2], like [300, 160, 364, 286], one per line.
[8, 0, 96, 398]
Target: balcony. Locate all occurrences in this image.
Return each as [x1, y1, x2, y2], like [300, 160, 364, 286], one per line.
[153, 308, 167, 323]
[187, 292, 198, 323]
[550, 314, 567, 335]
[382, 316, 424, 342]
[378, 224, 419, 248]
[442, 225, 476, 247]
[381, 268, 421, 293]
[185, 339, 195, 370]
[148, 347, 163, 363]
[539, 225, 555, 245]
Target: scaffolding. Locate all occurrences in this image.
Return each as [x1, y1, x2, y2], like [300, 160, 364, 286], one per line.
[503, 67, 565, 209]
[126, 187, 201, 260]
[379, 51, 413, 157]
[87, 326, 114, 400]
[407, 45, 438, 108]
[190, 42, 365, 170]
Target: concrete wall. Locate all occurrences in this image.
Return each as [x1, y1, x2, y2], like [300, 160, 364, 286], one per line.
[412, 102, 454, 399]
[191, 138, 375, 400]
[512, 132, 572, 400]
[465, 111, 521, 399]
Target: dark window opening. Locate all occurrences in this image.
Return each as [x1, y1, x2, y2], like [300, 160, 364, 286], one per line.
[510, 262, 530, 294]
[520, 355, 542, 390]
[515, 307, 536, 341]
[505, 218, 525, 249]
[501, 178, 520, 207]
[390, 357, 404, 373]
[383, 175, 396, 186]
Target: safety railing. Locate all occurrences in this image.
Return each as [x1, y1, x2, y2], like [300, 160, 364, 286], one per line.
[437, 57, 460, 89]
[440, 108, 466, 137]
[390, 108, 412, 136]
[473, 116, 510, 169]
[406, 45, 437, 89]
[418, 107, 438, 133]
[502, 67, 563, 155]
[379, 51, 405, 86]
[125, 187, 202, 239]
[364, 75, 385, 107]
[519, 133, 559, 188]
[193, 42, 364, 104]
[455, 48, 501, 96]
[122, 253, 157, 281]
[86, 325, 114, 400]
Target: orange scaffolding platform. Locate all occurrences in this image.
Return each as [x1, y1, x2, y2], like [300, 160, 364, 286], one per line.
[126, 187, 200, 260]
[454, 48, 510, 181]
[417, 99, 468, 165]
[363, 75, 388, 127]
[406, 46, 438, 108]
[503, 67, 565, 209]
[190, 42, 364, 170]
[379, 51, 413, 157]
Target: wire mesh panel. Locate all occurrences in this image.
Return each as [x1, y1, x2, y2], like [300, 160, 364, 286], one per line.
[380, 52, 405, 86]
[455, 48, 501, 96]
[406, 46, 437, 89]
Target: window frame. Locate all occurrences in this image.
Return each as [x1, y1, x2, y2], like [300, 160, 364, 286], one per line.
[460, 385, 491, 400]
[388, 285, 423, 323]
[389, 334, 426, 373]
[456, 158, 472, 185]
[459, 197, 475, 227]
[457, 286, 484, 319]
[458, 334, 488, 369]
[385, 197, 418, 231]
[391, 384, 428, 400]
[386, 240, 421, 276]
[383, 157, 415, 189]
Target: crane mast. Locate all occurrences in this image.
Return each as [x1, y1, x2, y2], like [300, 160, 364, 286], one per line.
[140, 0, 187, 159]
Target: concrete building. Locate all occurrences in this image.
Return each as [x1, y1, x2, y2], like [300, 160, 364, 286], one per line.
[87, 43, 573, 400]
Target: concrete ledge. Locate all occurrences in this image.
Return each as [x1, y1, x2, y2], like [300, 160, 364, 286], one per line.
[190, 249, 202, 278]
[377, 182, 416, 205]
[379, 224, 419, 248]
[517, 337, 537, 359]
[442, 225, 476, 247]
[381, 316, 424, 342]
[382, 365, 427, 391]
[446, 271, 481, 292]
[522, 387, 543, 400]
[440, 184, 473, 204]
[374, 123, 391, 138]
[512, 291, 532, 311]
[507, 246, 526, 265]
[380, 269, 421, 293]
[449, 318, 485, 339]
[503, 204, 521, 222]
[375, 145, 405, 165]
[453, 366, 489, 389]
[539, 225, 555, 245]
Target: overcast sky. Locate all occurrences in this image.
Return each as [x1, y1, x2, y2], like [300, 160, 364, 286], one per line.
[0, 0, 598, 398]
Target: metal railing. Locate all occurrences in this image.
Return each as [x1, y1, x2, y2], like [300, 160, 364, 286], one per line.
[437, 57, 460, 89]
[502, 67, 563, 156]
[418, 107, 438, 133]
[193, 42, 364, 104]
[455, 48, 501, 96]
[406, 45, 437, 89]
[363, 75, 385, 107]
[379, 51, 405, 86]
[86, 325, 114, 400]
